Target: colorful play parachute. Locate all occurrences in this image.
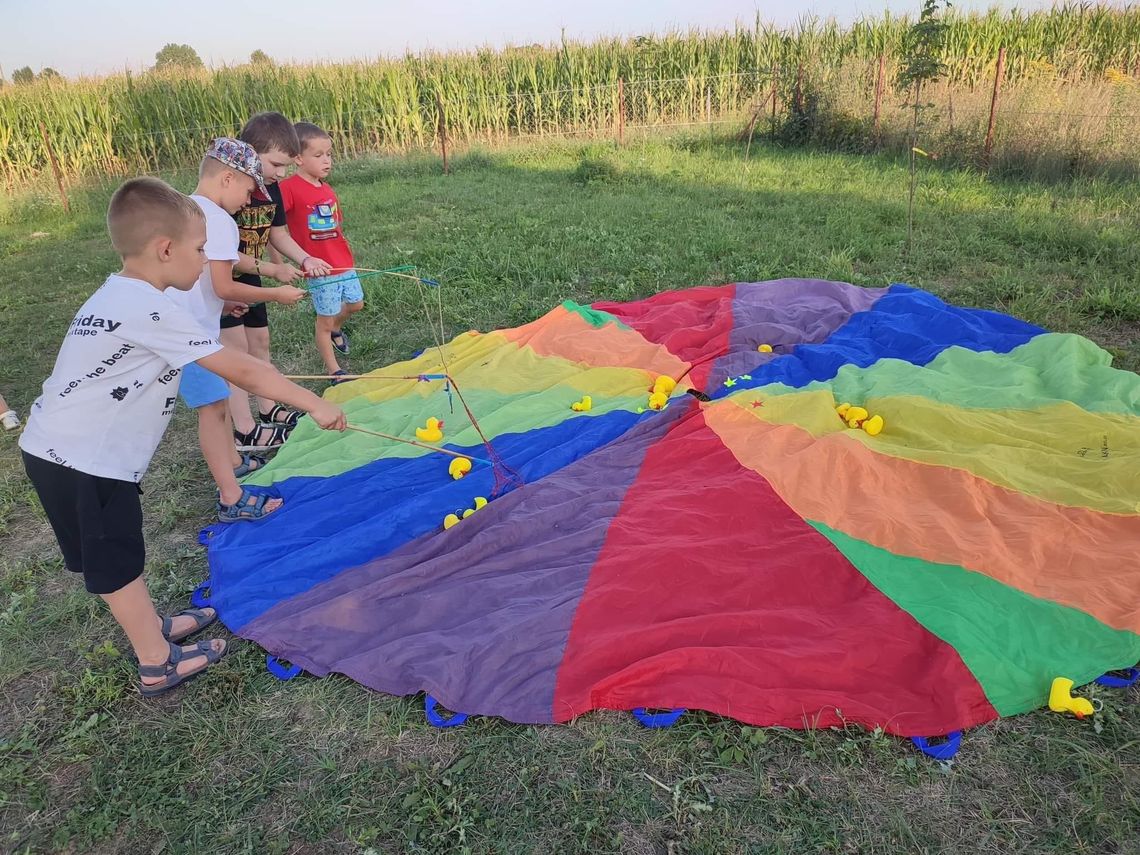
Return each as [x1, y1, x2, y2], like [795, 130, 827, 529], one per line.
[201, 280, 1140, 742]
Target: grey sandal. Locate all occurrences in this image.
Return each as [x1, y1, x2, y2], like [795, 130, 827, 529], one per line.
[138, 639, 228, 697]
[160, 607, 217, 644]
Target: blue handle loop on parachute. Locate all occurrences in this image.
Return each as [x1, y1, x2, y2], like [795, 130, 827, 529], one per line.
[911, 731, 962, 761]
[1095, 667, 1140, 688]
[266, 655, 303, 681]
[425, 694, 469, 728]
[190, 579, 211, 608]
[632, 708, 687, 728]
[197, 523, 225, 546]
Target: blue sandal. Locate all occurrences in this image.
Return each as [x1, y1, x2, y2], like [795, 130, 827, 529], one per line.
[329, 369, 352, 386]
[331, 329, 350, 354]
[217, 488, 280, 522]
[233, 452, 267, 478]
[139, 639, 228, 697]
[161, 607, 217, 643]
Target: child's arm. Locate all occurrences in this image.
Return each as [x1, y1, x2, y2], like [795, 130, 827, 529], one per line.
[197, 347, 346, 430]
[269, 227, 333, 277]
[233, 251, 303, 285]
[211, 260, 306, 306]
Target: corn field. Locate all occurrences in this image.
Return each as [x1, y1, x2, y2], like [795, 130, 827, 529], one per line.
[2, 4, 1139, 187]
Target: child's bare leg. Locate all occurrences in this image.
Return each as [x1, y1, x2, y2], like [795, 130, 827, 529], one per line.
[220, 326, 257, 436]
[245, 326, 276, 415]
[102, 576, 225, 684]
[0, 393, 17, 430]
[198, 401, 281, 511]
[336, 301, 364, 330]
[315, 314, 342, 374]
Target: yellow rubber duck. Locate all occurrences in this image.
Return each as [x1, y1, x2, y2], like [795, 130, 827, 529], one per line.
[836, 402, 851, 419]
[415, 417, 444, 443]
[443, 513, 461, 530]
[758, 343, 773, 353]
[449, 457, 472, 480]
[862, 414, 884, 436]
[571, 395, 592, 412]
[652, 376, 676, 396]
[648, 392, 669, 410]
[461, 496, 488, 519]
[1048, 677, 1095, 718]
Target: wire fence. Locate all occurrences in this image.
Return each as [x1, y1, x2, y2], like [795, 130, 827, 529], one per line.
[7, 58, 1140, 203]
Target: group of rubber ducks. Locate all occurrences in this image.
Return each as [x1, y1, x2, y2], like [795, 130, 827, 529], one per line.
[648, 375, 675, 410]
[835, 402, 885, 436]
[572, 374, 678, 415]
[410, 418, 487, 530]
[443, 496, 487, 530]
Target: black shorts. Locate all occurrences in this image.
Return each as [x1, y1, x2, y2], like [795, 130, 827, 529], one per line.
[22, 451, 145, 595]
[220, 300, 269, 330]
[221, 276, 268, 329]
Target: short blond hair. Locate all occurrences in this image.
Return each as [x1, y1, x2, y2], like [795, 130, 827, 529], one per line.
[198, 155, 227, 181]
[106, 177, 203, 257]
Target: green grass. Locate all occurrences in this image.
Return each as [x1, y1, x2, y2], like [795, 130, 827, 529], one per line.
[1, 136, 1138, 854]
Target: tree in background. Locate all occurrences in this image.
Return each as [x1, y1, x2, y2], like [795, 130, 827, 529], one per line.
[39, 68, 61, 81]
[250, 50, 273, 66]
[899, 0, 950, 254]
[12, 66, 35, 85]
[154, 44, 204, 71]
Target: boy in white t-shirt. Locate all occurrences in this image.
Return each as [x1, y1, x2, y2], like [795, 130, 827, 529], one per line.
[20, 177, 345, 696]
[166, 138, 307, 520]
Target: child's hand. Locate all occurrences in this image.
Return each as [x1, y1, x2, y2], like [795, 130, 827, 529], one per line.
[224, 301, 249, 318]
[270, 263, 303, 284]
[273, 285, 308, 306]
[302, 256, 333, 277]
[309, 401, 347, 431]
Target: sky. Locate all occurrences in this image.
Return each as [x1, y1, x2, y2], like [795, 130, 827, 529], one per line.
[3, 0, 1063, 79]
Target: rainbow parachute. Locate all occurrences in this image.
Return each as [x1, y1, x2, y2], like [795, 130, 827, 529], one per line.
[202, 280, 1140, 742]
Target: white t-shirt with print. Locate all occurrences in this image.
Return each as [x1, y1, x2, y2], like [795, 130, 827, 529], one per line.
[164, 194, 239, 334]
[20, 274, 223, 482]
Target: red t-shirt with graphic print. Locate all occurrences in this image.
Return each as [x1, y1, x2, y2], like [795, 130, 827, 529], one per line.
[278, 174, 355, 271]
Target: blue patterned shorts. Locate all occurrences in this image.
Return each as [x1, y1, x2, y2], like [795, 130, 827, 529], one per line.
[308, 271, 364, 317]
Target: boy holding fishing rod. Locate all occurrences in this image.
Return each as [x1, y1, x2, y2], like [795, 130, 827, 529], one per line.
[278, 122, 364, 382]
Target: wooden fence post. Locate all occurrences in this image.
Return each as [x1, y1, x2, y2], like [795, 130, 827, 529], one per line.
[706, 85, 713, 139]
[435, 92, 449, 175]
[39, 122, 70, 213]
[872, 53, 885, 145]
[983, 46, 1006, 169]
[769, 64, 778, 137]
[617, 77, 625, 145]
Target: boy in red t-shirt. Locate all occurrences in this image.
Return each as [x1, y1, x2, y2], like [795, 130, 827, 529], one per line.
[278, 122, 363, 380]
